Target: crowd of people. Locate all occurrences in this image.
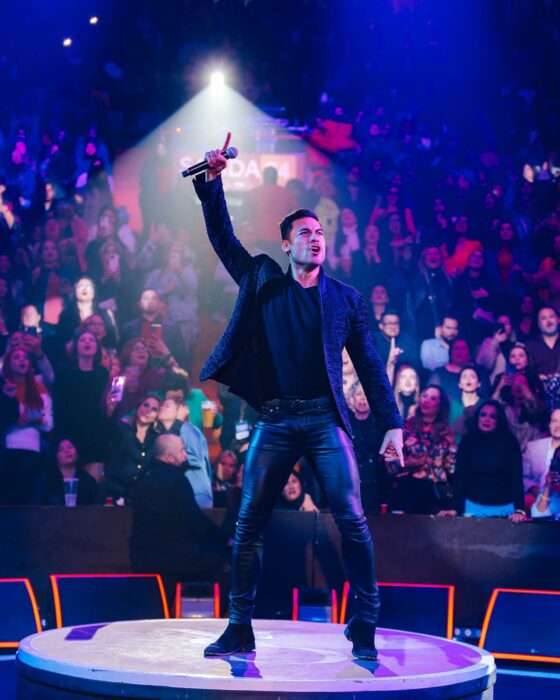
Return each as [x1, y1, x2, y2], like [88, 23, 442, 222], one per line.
[2, 6, 560, 524]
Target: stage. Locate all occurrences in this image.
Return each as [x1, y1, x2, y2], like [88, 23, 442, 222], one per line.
[16, 618, 496, 698]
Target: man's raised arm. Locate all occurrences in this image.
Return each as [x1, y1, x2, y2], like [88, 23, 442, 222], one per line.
[192, 145, 253, 286]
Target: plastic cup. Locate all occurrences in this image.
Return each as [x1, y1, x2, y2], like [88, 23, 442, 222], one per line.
[63, 478, 79, 507]
[201, 400, 215, 429]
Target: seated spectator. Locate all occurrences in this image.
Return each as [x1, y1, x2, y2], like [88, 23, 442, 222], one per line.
[0, 274, 18, 333]
[128, 433, 231, 608]
[515, 294, 538, 342]
[369, 284, 393, 329]
[491, 343, 545, 402]
[35, 438, 99, 506]
[441, 401, 525, 521]
[450, 365, 484, 427]
[95, 239, 139, 319]
[110, 338, 166, 420]
[420, 315, 459, 373]
[56, 276, 117, 347]
[523, 409, 560, 512]
[121, 288, 186, 369]
[451, 250, 497, 343]
[0, 348, 53, 504]
[212, 450, 239, 508]
[429, 338, 479, 403]
[375, 309, 419, 372]
[407, 247, 453, 342]
[277, 470, 306, 510]
[5, 329, 55, 389]
[157, 393, 214, 508]
[476, 315, 516, 383]
[348, 382, 384, 511]
[25, 239, 76, 328]
[217, 383, 258, 452]
[144, 242, 199, 372]
[104, 392, 162, 502]
[327, 208, 361, 272]
[53, 331, 111, 476]
[494, 372, 546, 452]
[531, 466, 560, 519]
[162, 369, 222, 433]
[442, 215, 483, 277]
[525, 306, 560, 381]
[84, 205, 125, 278]
[393, 364, 420, 421]
[350, 224, 386, 299]
[390, 385, 456, 514]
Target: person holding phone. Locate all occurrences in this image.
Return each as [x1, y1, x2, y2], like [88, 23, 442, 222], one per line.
[193, 138, 403, 660]
[121, 288, 185, 369]
[0, 348, 53, 504]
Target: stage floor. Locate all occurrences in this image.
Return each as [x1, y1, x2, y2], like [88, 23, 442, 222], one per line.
[17, 618, 496, 698]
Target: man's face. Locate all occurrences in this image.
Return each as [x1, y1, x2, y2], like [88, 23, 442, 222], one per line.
[281, 216, 325, 267]
[549, 409, 560, 440]
[351, 385, 370, 414]
[441, 318, 459, 342]
[423, 247, 442, 269]
[451, 340, 471, 366]
[379, 314, 400, 339]
[139, 290, 160, 314]
[166, 438, 188, 467]
[21, 305, 41, 328]
[538, 308, 559, 336]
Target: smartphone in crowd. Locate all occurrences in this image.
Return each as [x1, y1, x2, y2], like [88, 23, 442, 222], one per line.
[110, 375, 127, 403]
[150, 323, 163, 339]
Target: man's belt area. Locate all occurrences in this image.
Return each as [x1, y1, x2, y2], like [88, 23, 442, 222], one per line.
[261, 396, 334, 412]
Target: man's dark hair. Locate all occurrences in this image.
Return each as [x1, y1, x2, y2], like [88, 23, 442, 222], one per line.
[262, 166, 278, 185]
[280, 209, 319, 242]
[380, 309, 401, 322]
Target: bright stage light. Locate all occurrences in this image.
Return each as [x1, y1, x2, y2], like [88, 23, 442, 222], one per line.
[62, 37, 73, 47]
[210, 72, 225, 88]
[89, 16, 99, 25]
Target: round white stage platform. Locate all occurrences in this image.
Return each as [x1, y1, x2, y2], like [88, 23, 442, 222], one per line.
[17, 618, 496, 698]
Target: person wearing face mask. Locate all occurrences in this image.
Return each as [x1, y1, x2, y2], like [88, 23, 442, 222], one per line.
[128, 433, 231, 611]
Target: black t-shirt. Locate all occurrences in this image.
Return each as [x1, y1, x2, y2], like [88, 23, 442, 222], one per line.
[256, 275, 330, 399]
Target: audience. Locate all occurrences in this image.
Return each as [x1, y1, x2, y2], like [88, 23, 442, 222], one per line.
[2, 18, 560, 528]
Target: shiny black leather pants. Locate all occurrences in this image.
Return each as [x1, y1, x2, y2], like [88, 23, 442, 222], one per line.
[229, 400, 380, 625]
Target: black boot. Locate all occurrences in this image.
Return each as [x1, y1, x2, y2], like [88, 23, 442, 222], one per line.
[344, 617, 378, 660]
[204, 623, 256, 657]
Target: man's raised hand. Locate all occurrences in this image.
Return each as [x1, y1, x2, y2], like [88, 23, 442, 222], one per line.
[206, 132, 231, 181]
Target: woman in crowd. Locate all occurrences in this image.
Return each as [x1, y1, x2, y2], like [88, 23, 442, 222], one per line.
[450, 365, 484, 435]
[350, 223, 386, 299]
[56, 276, 117, 347]
[493, 372, 546, 452]
[393, 364, 420, 421]
[277, 470, 306, 511]
[35, 438, 99, 506]
[492, 343, 545, 402]
[391, 385, 456, 514]
[25, 239, 75, 328]
[144, 242, 199, 372]
[110, 338, 166, 419]
[84, 204, 124, 277]
[212, 449, 240, 508]
[104, 392, 162, 501]
[429, 337, 479, 404]
[451, 249, 498, 343]
[93, 240, 136, 322]
[406, 246, 453, 341]
[0, 347, 53, 504]
[161, 369, 222, 433]
[440, 401, 525, 521]
[53, 331, 111, 480]
[515, 294, 538, 342]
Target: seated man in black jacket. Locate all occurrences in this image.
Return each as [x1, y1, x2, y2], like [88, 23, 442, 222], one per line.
[128, 434, 231, 610]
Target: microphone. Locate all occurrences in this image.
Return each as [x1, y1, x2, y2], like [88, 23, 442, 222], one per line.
[181, 146, 239, 178]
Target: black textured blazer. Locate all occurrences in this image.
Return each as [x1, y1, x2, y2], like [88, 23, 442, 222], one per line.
[194, 177, 403, 437]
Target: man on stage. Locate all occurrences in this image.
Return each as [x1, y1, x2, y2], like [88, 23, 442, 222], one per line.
[193, 142, 403, 660]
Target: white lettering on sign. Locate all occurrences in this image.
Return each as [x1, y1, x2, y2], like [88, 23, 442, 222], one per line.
[177, 153, 304, 191]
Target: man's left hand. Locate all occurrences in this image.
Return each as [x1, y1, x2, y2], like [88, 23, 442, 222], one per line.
[379, 428, 404, 467]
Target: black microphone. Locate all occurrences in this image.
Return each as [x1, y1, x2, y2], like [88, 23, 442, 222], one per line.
[181, 146, 239, 178]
